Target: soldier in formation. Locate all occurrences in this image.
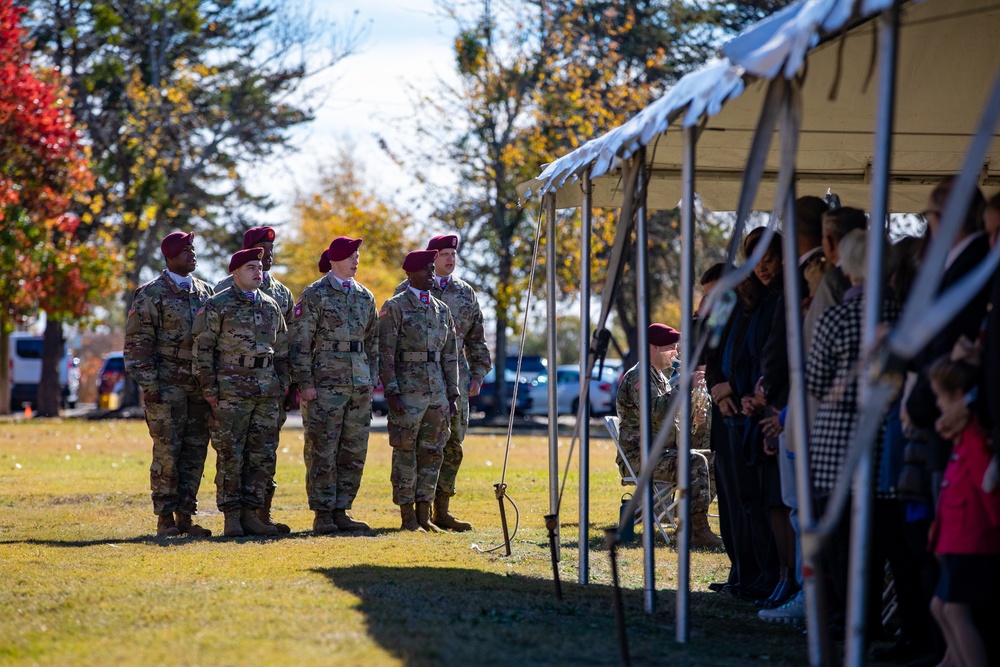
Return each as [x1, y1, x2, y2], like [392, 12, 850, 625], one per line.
[616, 323, 723, 549]
[394, 234, 491, 531]
[193, 248, 289, 537]
[379, 249, 460, 532]
[290, 236, 379, 535]
[125, 231, 214, 538]
[215, 226, 296, 533]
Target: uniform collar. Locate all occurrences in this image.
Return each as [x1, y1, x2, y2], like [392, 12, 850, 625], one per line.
[408, 285, 431, 304]
[332, 274, 354, 292]
[165, 269, 191, 288]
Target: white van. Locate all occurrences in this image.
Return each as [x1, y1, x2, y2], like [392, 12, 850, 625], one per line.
[8, 332, 78, 410]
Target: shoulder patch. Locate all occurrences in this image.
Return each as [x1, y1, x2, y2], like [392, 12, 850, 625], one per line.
[293, 303, 303, 319]
[379, 305, 388, 318]
[195, 306, 205, 318]
[127, 304, 136, 317]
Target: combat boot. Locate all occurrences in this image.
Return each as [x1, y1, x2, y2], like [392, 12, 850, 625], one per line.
[223, 510, 244, 537]
[415, 501, 444, 533]
[313, 510, 339, 535]
[156, 513, 181, 537]
[257, 490, 290, 534]
[433, 494, 473, 532]
[399, 503, 425, 532]
[175, 512, 212, 537]
[332, 509, 370, 531]
[691, 511, 724, 550]
[240, 507, 279, 537]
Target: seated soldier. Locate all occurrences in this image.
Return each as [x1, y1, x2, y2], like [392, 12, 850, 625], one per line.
[616, 323, 722, 549]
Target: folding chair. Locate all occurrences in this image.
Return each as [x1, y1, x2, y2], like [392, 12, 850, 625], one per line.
[604, 416, 676, 543]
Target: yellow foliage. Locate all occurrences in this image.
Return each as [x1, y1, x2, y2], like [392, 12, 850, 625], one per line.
[275, 149, 419, 308]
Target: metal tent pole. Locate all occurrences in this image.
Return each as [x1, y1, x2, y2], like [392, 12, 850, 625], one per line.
[634, 150, 655, 614]
[676, 126, 697, 642]
[846, 4, 899, 665]
[546, 193, 561, 562]
[579, 171, 593, 584]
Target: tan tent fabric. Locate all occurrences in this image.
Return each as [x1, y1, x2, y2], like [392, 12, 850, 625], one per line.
[520, 0, 1000, 213]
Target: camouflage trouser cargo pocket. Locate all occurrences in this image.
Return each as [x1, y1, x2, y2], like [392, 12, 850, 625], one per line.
[388, 391, 450, 504]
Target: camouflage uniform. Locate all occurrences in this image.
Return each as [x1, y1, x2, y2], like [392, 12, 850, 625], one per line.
[615, 362, 711, 515]
[290, 274, 378, 511]
[216, 272, 294, 323]
[125, 271, 214, 517]
[378, 289, 460, 505]
[394, 275, 491, 496]
[192, 287, 289, 512]
[217, 271, 295, 495]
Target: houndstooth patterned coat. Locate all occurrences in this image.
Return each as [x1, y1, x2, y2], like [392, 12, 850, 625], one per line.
[806, 290, 900, 495]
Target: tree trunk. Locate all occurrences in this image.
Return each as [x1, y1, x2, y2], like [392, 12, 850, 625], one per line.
[0, 316, 10, 416]
[37, 318, 64, 417]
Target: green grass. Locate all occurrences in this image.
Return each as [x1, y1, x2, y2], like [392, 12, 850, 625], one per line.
[0, 418, 812, 666]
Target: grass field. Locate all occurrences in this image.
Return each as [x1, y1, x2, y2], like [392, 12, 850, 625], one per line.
[0, 416, 817, 666]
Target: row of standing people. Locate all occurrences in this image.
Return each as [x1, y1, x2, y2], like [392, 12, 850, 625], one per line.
[705, 182, 1000, 667]
[124, 227, 492, 538]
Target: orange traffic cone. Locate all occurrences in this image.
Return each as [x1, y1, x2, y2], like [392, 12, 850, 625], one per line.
[24, 404, 32, 419]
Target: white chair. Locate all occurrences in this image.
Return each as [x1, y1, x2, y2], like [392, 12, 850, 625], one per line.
[604, 416, 676, 544]
[604, 415, 714, 544]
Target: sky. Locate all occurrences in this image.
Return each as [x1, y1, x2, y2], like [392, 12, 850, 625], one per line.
[246, 0, 462, 229]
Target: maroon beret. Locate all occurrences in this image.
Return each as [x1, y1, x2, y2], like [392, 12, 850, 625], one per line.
[318, 249, 331, 274]
[426, 234, 458, 252]
[160, 231, 194, 259]
[328, 236, 363, 262]
[242, 226, 275, 248]
[402, 249, 438, 272]
[648, 323, 680, 346]
[229, 248, 264, 273]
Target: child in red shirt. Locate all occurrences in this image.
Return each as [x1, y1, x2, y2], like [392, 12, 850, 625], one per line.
[927, 357, 1000, 667]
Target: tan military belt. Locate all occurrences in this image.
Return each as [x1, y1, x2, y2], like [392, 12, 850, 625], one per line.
[317, 340, 364, 352]
[159, 346, 193, 360]
[220, 353, 273, 368]
[399, 351, 440, 362]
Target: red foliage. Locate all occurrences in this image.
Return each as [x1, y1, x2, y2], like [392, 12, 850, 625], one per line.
[0, 0, 108, 324]
[0, 0, 92, 221]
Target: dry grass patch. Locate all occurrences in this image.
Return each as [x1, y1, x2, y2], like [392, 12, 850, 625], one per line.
[0, 417, 812, 665]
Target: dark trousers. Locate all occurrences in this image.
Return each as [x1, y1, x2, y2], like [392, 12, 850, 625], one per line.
[873, 498, 934, 648]
[726, 421, 778, 589]
[711, 406, 740, 583]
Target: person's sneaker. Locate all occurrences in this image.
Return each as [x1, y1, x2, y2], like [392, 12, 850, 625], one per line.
[758, 591, 805, 623]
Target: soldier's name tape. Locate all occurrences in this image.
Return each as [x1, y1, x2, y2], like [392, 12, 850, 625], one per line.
[316, 340, 365, 352]
[219, 353, 273, 368]
[398, 350, 440, 362]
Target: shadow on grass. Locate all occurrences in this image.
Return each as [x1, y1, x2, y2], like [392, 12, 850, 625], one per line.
[0, 528, 392, 548]
[315, 565, 807, 667]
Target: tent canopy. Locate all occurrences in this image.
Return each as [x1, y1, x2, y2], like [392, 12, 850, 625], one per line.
[518, 0, 1000, 213]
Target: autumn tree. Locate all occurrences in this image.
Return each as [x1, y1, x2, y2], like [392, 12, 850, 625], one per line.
[280, 149, 414, 309]
[26, 0, 366, 301]
[0, 0, 119, 415]
[408, 1, 789, 410]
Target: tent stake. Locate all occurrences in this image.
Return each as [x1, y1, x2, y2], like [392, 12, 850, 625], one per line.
[493, 482, 512, 556]
[545, 513, 563, 600]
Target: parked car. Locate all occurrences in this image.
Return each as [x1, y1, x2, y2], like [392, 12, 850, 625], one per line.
[8, 332, 76, 410]
[505, 355, 547, 382]
[96, 352, 126, 410]
[469, 368, 533, 415]
[372, 381, 388, 416]
[525, 364, 618, 417]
